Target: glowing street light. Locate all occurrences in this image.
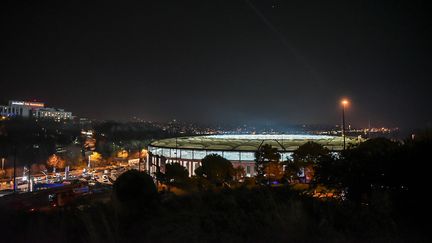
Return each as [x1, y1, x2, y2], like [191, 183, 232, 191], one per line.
[341, 99, 349, 106]
[139, 149, 148, 172]
[341, 98, 349, 150]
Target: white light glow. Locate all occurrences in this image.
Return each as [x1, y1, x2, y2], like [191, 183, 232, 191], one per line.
[207, 134, 335, 140]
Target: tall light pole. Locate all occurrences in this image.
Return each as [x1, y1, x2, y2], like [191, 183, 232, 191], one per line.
[341, 99, 349, 150]
[13, 146, 17, 192]
[138, 148, 141, 172]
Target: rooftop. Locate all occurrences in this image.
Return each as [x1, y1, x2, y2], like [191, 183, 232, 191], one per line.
[150, 134, 363, 152]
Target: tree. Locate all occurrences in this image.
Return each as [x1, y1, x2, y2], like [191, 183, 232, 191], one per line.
[292, 142, 330, 166]
[47, 154, 66, 170]
[30, 163, 43, 174]
[284, 159, 302, 183]
[113, 169, 157, 203]
[165, 163, 189, 185]
[314, 138, 401, 202]
[5, 168, 14, 179]
[88, 152, 104, 167]
[96, 139, 116, 159]
[195, 154, 234, 186]
[264, 161, 284, 182]
[290, 142, 331, 183]
[255, 144, 281, 183]
[63, 144, 84, 168]
[157, 163, 191, 190]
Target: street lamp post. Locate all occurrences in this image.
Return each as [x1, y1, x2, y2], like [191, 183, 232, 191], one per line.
[13, 146, 17, 192]
[138, 147, 141, 172]
[341, 99, 349, 150]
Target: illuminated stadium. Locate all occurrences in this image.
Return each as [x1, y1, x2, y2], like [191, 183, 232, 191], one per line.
[147, 134, 362, 177]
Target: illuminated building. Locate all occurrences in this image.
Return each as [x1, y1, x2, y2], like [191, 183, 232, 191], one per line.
[0, 100, 72, 120]
[148, 134, 362, 177]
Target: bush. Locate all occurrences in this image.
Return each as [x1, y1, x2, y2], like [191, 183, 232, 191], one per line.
[113, 169, 157, 203]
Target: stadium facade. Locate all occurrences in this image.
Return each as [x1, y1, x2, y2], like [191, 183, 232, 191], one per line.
[147, 134, 361, 177]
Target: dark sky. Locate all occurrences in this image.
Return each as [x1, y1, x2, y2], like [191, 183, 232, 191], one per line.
[1, 0, 431, 129]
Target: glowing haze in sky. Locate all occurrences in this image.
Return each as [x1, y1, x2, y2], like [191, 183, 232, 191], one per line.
[1, 0, 431, 129]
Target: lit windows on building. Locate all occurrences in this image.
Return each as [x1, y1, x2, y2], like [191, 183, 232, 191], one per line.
[0, 100, 72, 120]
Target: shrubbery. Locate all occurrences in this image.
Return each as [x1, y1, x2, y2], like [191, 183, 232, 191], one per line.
[1, 134, 431, 242]
[113, 169, 157, 203]
[2, 186, 423, 242]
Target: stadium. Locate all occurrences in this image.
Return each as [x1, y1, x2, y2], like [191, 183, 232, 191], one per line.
[147, 134, 362, 177]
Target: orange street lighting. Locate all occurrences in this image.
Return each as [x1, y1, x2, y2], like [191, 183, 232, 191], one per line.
[341, 99, 349, 106]
[139, 149, 148, 172]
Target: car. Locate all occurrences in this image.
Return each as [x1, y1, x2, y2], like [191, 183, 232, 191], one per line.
[102, 175, 109, 183]
[0, 189, 14, 197]
[88, 180, 97, 186]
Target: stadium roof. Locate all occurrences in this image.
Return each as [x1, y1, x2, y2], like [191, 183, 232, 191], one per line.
[149, 134, 363, 152]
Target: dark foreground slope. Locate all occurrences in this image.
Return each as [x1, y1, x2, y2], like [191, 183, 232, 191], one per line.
[0, 186, 428, 243]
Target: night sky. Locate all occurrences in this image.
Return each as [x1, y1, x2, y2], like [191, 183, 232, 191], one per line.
[1, 0, 431, 129]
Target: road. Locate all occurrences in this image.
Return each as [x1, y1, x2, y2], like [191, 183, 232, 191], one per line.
[0, 163, 142, 194]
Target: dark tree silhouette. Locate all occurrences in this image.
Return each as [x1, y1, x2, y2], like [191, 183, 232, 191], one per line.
[113, 169, 157, 203]
[315, 138, 401, 202]
[288, 142, 332, 183]
[255, 144, 281, 183]
[195, 154, 234, 186]
[157, 162, 190, 190]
